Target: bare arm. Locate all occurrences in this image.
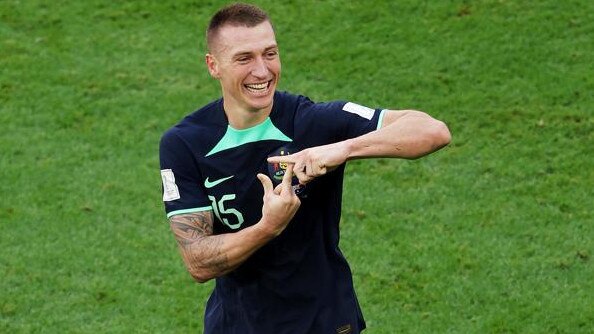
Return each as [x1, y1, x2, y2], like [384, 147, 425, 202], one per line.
[346, 109, 451, 159]
[169, 165, 300, 283]
[170, 211, 268, 282]
[268, 109, 451, 184]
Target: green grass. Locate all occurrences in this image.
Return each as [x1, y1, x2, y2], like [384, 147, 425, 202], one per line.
[1, 0, 593, 333]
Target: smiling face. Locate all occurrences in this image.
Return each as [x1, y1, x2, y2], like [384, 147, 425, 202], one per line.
[206, 21, 281, 127]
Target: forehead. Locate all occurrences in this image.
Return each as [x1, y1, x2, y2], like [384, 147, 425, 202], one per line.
[213, 21, 277, 57]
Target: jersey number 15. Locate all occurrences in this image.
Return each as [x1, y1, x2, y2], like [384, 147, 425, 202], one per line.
[208, 195, 244, 229]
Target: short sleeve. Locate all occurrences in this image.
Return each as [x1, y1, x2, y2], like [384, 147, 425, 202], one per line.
[296, 97, 387, 143]
[159, 129, 212, 218]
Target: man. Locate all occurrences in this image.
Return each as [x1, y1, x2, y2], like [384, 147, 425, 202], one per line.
[159, 3, 450, 333]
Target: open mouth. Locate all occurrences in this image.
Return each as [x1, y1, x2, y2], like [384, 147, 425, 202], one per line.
[244, 80, 272, 95]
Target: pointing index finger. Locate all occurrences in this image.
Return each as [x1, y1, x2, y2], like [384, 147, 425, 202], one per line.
[267, 154, 296, 164]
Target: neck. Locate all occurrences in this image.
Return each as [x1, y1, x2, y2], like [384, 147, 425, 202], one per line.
[223, 100, 273, 130]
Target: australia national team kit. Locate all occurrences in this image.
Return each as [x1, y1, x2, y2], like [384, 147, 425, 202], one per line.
[160, 91, 385, 334]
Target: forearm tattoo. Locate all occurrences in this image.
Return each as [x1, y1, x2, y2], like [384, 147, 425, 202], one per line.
[169, 211, 229, 275]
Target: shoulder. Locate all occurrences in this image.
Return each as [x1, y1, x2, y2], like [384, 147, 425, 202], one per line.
[273, 90, 302, 104]
[273, 91, 319, 110]
[273, 91, 346, 115]
[160, 99, 225, 147]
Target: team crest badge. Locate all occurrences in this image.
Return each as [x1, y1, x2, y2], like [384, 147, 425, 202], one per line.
[267, 146, 307, 197]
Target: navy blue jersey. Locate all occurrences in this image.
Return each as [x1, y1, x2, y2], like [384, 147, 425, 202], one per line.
[160, 91, 386, 334]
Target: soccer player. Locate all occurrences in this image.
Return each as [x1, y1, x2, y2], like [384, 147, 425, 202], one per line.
[159, 3, 450, 333]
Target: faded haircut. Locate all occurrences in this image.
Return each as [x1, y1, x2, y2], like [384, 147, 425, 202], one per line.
[206, 3, 271, 52]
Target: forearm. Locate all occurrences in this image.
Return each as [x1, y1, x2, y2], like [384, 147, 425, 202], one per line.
[170, 212, 275, 283]
[267, 110, 450, 185]
[344, 110, 451, 160]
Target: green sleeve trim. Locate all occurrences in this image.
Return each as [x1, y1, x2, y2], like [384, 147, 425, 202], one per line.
[376, 109, 387, 130]
[166, 206, 212, 219]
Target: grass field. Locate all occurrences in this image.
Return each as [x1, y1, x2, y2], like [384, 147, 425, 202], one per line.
[1, 0, 593, 333]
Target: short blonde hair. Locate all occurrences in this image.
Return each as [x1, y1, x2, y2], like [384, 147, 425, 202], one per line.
[207, 3, 271, 52]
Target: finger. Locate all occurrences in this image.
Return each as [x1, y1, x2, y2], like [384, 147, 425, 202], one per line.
[281, 163, 294, 192]
[292, 162, 308, 185]
[257, 173, 273, 195]
[306, 160, 314, 177]
[314, 162, 327, 176]
[299, 174, 312, 185]
[267, 154, 297, 164]
[273, 183, 283, 195]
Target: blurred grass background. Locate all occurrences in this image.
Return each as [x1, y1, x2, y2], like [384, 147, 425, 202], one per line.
[1, 0, 593, 332]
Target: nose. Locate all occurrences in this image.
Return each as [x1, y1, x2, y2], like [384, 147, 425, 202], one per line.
[251, 57, 268, 78]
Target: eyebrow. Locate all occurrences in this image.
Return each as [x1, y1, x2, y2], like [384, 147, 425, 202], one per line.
[232, 44, 278, 58]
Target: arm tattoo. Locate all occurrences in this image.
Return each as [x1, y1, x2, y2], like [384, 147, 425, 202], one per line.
[170, 211, 213, 246]
[169, 211, 229, 275]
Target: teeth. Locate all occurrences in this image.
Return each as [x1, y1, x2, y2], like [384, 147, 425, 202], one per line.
[245, 82, 268, 90]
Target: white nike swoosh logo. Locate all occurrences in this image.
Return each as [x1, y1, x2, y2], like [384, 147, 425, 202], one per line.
[204, 175, 234, 188]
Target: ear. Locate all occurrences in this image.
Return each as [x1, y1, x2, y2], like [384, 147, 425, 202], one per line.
[205, 53, 220, 79]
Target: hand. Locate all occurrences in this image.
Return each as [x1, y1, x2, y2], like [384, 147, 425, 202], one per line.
[256, 164, 301, 237]
[267, 142, 350, 185]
